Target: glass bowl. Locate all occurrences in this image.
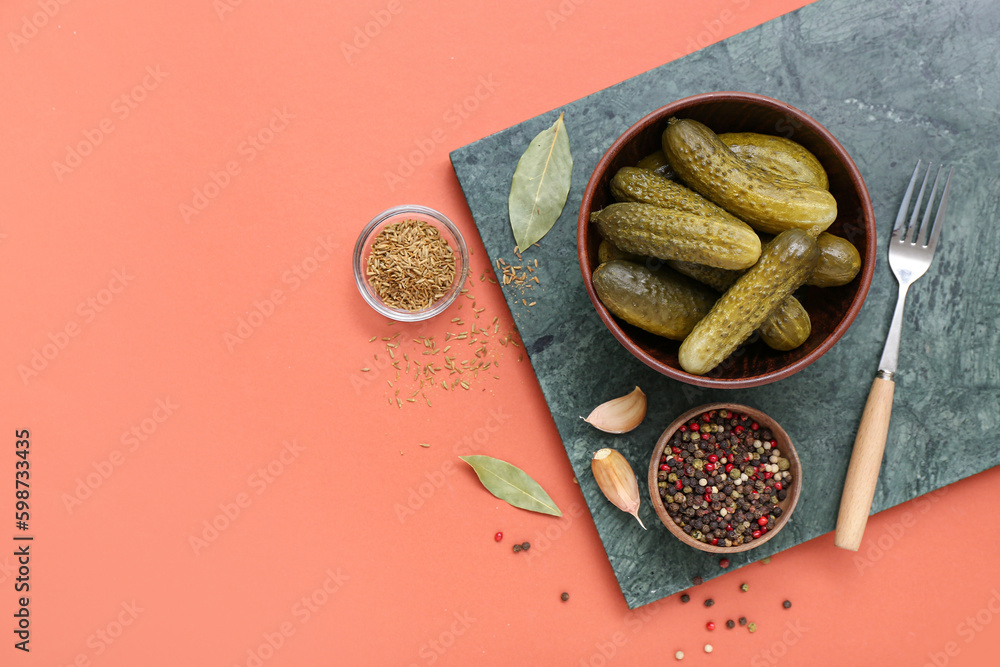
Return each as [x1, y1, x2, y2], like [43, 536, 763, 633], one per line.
[353, 205, 469, 322]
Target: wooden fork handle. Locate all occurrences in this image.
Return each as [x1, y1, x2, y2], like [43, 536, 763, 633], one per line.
[834, 375, 895, 551]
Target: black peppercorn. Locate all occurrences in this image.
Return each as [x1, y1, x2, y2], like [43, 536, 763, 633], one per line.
[521, 542, 530, 550]
[561, 592, 570, 602]
[726, 620, 735, 629]
[692, 576, 704, 586]
[783, 600, 792, 609]
[680, 594, 690, 603]
[512, 544, 522, 553]
[739, 617, 747, 626]
[704, 598, 714, 607]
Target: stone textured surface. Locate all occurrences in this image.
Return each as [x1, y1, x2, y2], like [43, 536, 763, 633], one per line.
[451, 0, 1000, 608]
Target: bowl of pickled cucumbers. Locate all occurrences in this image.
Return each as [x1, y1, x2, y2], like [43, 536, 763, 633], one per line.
[578, 91, 875, 388]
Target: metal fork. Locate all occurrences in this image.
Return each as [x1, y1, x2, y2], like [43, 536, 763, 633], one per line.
[835, 161, 954, 551]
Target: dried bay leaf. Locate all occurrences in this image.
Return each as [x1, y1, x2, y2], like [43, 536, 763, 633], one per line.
[508, 112, 572, 251]
[460, 455, 562, 516]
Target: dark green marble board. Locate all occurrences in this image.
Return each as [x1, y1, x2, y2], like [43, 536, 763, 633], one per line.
[450, 0, 1000, 608]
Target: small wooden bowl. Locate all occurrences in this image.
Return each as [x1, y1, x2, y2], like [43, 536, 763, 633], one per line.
[578, 91, 876, 388]
[647, 403, 802, 554]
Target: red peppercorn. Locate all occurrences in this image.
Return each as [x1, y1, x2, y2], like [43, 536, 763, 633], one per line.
[751, 422, 759, 431]
[764, 471, 773, 479]
[691, 423, 700, 431]
[679, 425, 687, 432]
[711, 538, 719, 546]
[757, 517, 768, 526]
[726, 524, 733, 532]
[705, 462, 715, 472]
[719, 558, 730, 568]
[734, 425, 745, 434]
[760, 527, 768, 534]
[495, 532, 503, 542]
[706, 622, 716, 631]
[660, 464, 669, 471]
[672, 446, 682, 454]
[725, 463, 734, 472]
[752, 530, 762, 539]
[775, 482, 782, 490]
[675, 481, 683, 490]
[739, 414, 749, 421]
[704, 493, 712, 503]
[770, 440, 777, 447]
[702, 413, 712, 422]
[708, 454, 718, 463]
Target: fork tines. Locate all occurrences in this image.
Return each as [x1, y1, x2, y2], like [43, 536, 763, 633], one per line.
[892, 161, 954, 250]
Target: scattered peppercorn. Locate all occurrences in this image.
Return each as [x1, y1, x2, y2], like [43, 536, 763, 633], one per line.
[726, 620, 735, 629]
[783, 600, 792, 609]
[561, 592, 570, 602]
[680, 594, 690, 603]
[704, 644, 714, 653]
[748, 622, 757, 633]
[692, 576, 703, 586]
[495, 531, 503, 542]
[719, 558, 730, 568]
[706, 622, 715, 631]
[740, 583, 749, 592]
[760, 556, 772, 564]
[521, 542, 531, 550]
[512, 544, 522, 553]
[675, 651, 684, 660]
[704, 598, 714, 607]
[739, 617, 747, 626]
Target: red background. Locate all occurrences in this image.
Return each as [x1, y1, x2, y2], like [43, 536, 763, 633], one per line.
[2, 0, 998, 665]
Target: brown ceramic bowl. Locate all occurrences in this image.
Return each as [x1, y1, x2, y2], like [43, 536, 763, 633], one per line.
[578, 91, 875, 388]
[648, 403, 802, 554]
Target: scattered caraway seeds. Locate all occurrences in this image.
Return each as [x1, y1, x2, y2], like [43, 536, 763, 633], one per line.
[680, 594, 690, 603]
[783, 600, 792, 609]
[761, 556, 772, 564]
[726, 620, 735, 629]
[748, 622, 757, 633]
[419, 443, 430, 448]
[560, 592, 569, 602]
[366, 218, 455, 311]
[359, 282, 525, 410]
[739, 617, 748, 626]
[740, 583, 749, 592]
[675, 651, 684, 660]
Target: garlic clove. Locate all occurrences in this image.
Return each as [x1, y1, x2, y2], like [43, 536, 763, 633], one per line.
[582, 386, 646, 433]
[591, 448, 646, 529]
